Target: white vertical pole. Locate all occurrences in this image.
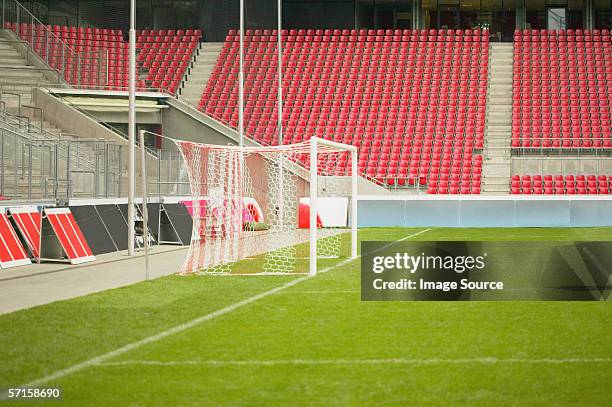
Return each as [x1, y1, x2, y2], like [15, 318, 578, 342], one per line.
[309, 139, 317, 276]
[351, 148, 358, 259]
[127, 0, 136, 255]
[139, 130, 149, 281]
[277, 0, 284, 227]
[238, 0, 244, 148]
[277, 0, 283, 146]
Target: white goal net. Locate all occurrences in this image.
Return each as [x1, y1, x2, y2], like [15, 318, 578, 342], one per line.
[174, 137, 357, 275]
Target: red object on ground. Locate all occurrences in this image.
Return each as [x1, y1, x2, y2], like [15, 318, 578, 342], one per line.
[43, 208, 95, 264]
[8, 207, 41, 259]
[298, 202, 323, 229]
[0, 213, 31, 269]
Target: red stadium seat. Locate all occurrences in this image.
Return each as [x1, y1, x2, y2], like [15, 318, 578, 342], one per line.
[198, 29, 488, 192]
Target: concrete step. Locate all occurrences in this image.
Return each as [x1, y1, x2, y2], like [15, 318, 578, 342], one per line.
[486, 153, 511, 160]
[201, 43, 224, 50]
[488, 83, 512, 89]
[196, 54, 219, 63]
[486, 127, 512, 134]
[486, 138, 511, 146]
[487, 120, 512, 127]
[489, 58, 513, 64]
[188, 69, 214, 78]
[489, 59, 514, 65]
[0, 42, 17, 50]
[487, 130, 511, 136]
[487, 104, 512, 112]
[488, 85, 512, 91]
[486, 136, 511, 143]
[0, 58, 27, 66]
[0, 49, 23, 58]
[488, 99, 512, 106]
[487, 112, 511, 119]
[489, 78, 513, 85]
[481, 188, 510, 194]
[187, 68, 214, 78]
[482, 184, 510, 190]
[0, 71, 46, 81]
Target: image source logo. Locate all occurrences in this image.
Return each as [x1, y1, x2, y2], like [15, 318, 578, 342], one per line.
[361, 241, 612, 301]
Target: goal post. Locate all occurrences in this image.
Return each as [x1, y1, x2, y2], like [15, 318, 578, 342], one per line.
[174, 136, 358, 276]
[309, 137, 358, 275]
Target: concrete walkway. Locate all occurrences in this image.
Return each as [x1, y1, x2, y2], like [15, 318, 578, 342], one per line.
[0, 246, 189, 315]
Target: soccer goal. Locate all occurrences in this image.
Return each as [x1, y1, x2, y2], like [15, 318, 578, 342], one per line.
[174, 136, 358, 276]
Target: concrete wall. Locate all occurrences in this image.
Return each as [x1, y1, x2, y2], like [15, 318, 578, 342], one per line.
[358, 196, 612, 227]
[162, 98, 247, 149]
[512, 157, 612, 175]
[32, 88, 130, 145]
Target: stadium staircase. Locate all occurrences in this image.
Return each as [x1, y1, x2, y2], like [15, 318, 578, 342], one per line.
[481, 42, 513, 194]
[178, 42, 224, 106]
[0, 35, 62, 113]
[0, 31, 125, 200]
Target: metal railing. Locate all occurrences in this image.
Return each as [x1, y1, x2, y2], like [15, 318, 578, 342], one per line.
[0, 104, 127, 199]
[2, 0, 108, 88]
[511, 137, 612, 157]
[512, 156, 612, 177]
[0, 107, 188, 200]
[0, 123, 125, 200]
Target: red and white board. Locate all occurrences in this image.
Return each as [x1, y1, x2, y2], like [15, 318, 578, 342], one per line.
[298, 197, 349, 228]
[42, 208, 95, 264]
[7, 207, 41, 259]
[0, 212, 31, 269]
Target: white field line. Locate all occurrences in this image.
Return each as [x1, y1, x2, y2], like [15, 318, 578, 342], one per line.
[96, 357, 612, 367]
[272, 289, 360, 294]
[3, 229, 431, 396]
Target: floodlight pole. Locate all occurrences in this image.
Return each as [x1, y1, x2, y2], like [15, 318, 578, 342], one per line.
[277, 0, 283, 147]
[127, 0, 136, 255]
[277, 0, 284, 227]
[238, 0, 244, 148]
[309, 140, 317, 276]
[351, 148, 358, 259]
[140, 130, 149, 281]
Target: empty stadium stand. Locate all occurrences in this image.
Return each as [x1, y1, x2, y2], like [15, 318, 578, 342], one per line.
[4, 23, 202, 94]
[136, 29, 202, 94]
[512, 29, 612, 150]
[0, 35, 62, 112]
[199, 29, 488, 193]
[511, 174, 612, 194]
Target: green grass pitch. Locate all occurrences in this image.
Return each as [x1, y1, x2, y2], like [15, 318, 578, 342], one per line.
[1, 227, 611, 406]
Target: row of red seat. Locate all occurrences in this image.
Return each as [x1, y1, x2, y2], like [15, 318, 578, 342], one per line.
[511, 175, 612, 194]
[514, 28, 612, 42]
[7, 23, 201, 94]
[512, 31, 612, 150]
[201, 31, 488, 193]
[229, 28, 488, 36]
[136, 30, 201, 94]
[137, 29, 202, 36]
[226, 34, 488, 43]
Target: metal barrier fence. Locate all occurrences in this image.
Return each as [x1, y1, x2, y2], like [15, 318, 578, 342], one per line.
[0, 106, 124, 199]
[0, 110, 188, 200]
